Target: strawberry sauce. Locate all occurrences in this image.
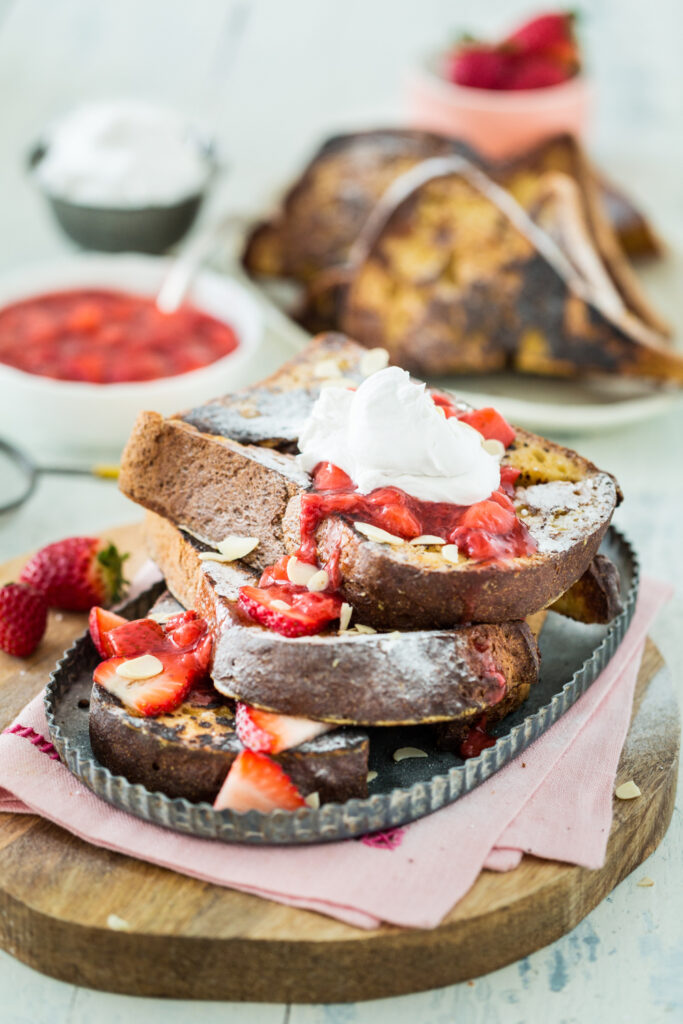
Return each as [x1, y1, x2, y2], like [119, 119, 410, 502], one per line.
[0, 288, 238, 383]
[237, 395, 535, 637]
[299, 462, 535, 565]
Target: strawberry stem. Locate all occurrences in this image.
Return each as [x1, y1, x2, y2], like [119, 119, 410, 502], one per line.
[96, 543, 129, 604]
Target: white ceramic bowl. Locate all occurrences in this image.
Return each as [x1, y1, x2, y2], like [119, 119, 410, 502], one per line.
[0, 253, 262, 459]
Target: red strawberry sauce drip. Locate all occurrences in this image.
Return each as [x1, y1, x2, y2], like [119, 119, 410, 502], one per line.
[458, 714, 498, 759]
[238, 395, 536, 636]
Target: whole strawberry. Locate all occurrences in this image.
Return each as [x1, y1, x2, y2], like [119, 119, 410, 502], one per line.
[0, 583, 48, 657]
[20, 537, 128, 612]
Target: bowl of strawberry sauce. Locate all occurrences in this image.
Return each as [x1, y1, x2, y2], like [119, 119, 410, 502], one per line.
[406, 11, 591, 159]
[0, 254, 261, 457]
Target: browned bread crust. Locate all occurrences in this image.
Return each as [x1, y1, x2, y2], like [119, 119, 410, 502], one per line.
[144, 512, 540, 728]
[243, 129, 669, 342]
[548, 552, 622, 624]
[89, 684, 369, 805]
[243, 129, 466, 284]
[339, 157, 683, 384]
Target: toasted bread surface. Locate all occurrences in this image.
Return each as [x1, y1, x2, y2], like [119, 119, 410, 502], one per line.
[144, 512, 540, 727]
[89, 685, 369, 805]
[244, 129, 669, 341]
[548, 552, 622, 624]
[340, 159, 683, 384]
[119, 335, 621, 627]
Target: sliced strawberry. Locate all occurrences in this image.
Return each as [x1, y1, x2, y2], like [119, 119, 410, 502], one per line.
[258, 554, 295, 587]
[365, 488, 422, 538]
[499, 465, 521, 495]
[237, 585, 341, 638]
[236, 703, 332, 754]
[105, 618, 166, 658]
[89, 606, 127, 658]
[459, 497, 517, 535]
[94, 655, 195, 716]
[457, 407, 516, 447]
[312, 462, 355, 492]
[213, 749, 306, 812]
[429, 389, 458, 417]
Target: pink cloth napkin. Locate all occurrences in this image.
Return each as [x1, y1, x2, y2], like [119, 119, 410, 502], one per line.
[0, 576, 671, 930]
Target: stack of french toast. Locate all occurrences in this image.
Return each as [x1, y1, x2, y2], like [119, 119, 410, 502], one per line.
[244, 130, 681, 385]
[88, 334, 625, 813]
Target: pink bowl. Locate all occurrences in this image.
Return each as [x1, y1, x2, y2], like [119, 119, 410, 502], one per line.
[406, 60, 592, 160]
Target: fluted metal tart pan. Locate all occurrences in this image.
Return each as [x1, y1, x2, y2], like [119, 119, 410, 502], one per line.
[45, 526, 639, 845]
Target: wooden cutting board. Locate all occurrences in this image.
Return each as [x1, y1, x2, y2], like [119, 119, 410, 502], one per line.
[0, 523, 678, 1002]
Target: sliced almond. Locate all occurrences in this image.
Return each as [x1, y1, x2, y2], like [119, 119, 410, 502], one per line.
[393, 747, 429, 762]
[441, 544, 463, 565]
[353, 624, 376, 634]
[637, 876, 654, 887]
[410, 534, 446, 546]
[482, 438, 505, 458]
[615, 780, 641, 800]
[355, 522, 404, 545]
[269, 599, 291, 612]
[106, 914, 131, 931]
[359, 347, 389, 377]
[435, 406, 446, 418]
[313, 358, 342, 379]
[216, 535, 259, 560]
[304, 792, 320, 809]
[286, 556, 318, 586]
[339, 602, 353, 631]
[367, 770, 378, 783]
[116, 654, 163, 681]
[306, 569, 329, 593]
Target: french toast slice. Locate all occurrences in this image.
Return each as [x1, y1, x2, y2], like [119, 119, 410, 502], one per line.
[243, 129, 465, 284]
[144, 512, 540, 728]
[118, 335, 621, 629]
[243, 129, 669, 340]
[339, 157, 683, 384]
[89, 591, 370, 803]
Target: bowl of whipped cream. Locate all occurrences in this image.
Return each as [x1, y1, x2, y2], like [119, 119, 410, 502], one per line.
[29, 100, 216, 253]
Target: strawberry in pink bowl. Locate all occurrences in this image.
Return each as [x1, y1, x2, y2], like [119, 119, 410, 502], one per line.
[406, 10, 591, 159]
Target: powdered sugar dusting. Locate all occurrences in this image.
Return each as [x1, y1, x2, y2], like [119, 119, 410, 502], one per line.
[515, 474, 617, 555]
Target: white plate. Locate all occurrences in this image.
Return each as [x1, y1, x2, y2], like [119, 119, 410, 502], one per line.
[0, 253, 263, 459]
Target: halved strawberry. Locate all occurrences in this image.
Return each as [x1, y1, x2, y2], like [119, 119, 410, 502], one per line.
[88, 606, 127, 658]
[457, 407, 516, 447]
[213, 749, 306, 812]
[236, 703, 332, 754]
[237, 585, 342, 638]
[312, 462, 355, 492]
[94, 655, 195, 716]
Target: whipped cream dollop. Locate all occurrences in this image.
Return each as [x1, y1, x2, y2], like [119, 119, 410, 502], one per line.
[36, 101, 210, 207]
[298, 366, 501, 505]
